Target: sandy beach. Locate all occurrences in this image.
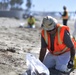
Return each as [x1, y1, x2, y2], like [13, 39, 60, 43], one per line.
[0, 17, 76, 75]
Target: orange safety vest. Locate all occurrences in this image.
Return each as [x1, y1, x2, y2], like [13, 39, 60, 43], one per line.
[62, 10, 68, 19]
[41, 24, 74, 55]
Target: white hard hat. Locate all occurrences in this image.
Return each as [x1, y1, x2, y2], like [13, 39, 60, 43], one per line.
[42, 16, 58, 31]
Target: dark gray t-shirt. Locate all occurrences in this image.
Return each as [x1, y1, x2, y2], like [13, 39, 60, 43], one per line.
[41, 30, 73, 50]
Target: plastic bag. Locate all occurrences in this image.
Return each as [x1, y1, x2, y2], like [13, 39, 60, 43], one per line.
[25, 53, 50, 75]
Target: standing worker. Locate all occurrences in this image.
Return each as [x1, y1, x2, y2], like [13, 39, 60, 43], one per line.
[60, 6, 69, 26]
[39, 16, 75, 72]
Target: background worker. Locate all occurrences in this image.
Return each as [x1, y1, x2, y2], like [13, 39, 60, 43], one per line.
[60, 6, 69, 26]
[27, 15, 35, 28]
[39, 16, 75, 72]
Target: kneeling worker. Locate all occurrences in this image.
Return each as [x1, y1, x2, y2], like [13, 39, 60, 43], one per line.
[39, 16, 75, 72]
[27, 15, 35, 28]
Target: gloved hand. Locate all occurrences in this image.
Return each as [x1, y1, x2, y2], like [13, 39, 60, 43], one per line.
[67, 60, 74, 69]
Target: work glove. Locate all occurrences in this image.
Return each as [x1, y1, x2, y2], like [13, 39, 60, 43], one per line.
[67, 60, 74, 69]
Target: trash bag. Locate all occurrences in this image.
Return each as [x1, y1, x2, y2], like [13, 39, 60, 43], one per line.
[25, 53, 50, 75]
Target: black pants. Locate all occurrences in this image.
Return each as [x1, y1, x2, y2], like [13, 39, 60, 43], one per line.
[63, 19, 68, 26]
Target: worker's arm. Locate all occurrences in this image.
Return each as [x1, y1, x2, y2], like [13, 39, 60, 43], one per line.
[62, 11, 66, 16]
[64, 30, 75, 68]
[70, 46, 75, 61]
[64, 30, 75, 60]
[39, 35, 47, 62]
[68, 46, 75, 68]
[39, 48, 47, 62]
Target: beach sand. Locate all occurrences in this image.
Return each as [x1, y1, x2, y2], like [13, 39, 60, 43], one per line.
[0, 17, 76, 75]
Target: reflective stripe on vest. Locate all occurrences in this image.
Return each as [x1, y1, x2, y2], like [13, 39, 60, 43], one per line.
[44, 26, 68, 55]
[53, 46, 68, 55]
[58, 26, 62, 44]
[44, 30, 48, 44]
[55, 26, 68, 54]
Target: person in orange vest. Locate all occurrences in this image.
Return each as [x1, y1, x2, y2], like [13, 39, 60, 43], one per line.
[39, 16, 75, 72]
[60, 6, 69, 26]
